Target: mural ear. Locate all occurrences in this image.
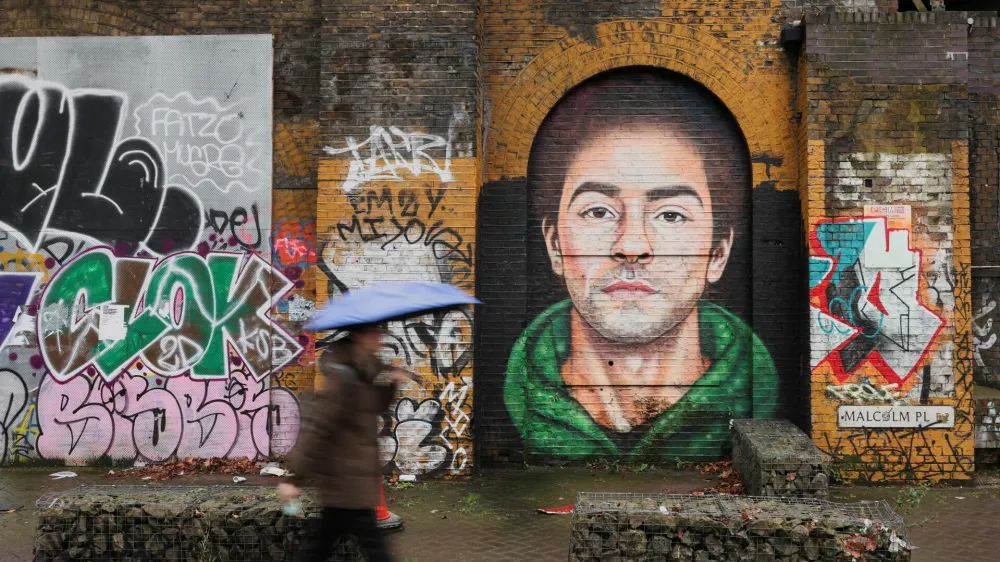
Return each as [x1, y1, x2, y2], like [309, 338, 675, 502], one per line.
[707, 228, 733, 284]
[541, 216, 564, 277]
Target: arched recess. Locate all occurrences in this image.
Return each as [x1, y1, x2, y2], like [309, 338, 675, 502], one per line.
[475, 19, 806, 464]
[484, 20, 794, 191]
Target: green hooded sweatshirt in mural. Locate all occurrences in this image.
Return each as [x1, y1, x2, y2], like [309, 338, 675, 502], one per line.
[504, 300, 778, 461]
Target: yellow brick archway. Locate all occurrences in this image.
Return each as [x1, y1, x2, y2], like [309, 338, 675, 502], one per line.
[0, 3, 178, 37]
[485, 20, 793, 190]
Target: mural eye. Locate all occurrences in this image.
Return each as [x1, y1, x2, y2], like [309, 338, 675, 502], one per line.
[580, 207, 616, 220]
[656, 211, 686, 224]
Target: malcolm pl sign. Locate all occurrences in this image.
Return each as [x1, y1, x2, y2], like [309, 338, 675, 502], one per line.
[837, 405, 955, 429]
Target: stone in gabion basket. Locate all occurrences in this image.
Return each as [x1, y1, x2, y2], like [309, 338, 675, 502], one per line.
[569, 493, 910, 562]
[733, 419, 832, 499]
[33, 485, 362, 562]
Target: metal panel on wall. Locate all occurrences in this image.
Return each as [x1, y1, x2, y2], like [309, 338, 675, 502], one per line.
[0, 35, 304, 465]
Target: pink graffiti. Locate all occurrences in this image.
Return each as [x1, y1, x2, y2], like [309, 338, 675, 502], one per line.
[272, 219, 317, 267]
[37, 376, 113, 463]
[35, 369, 299, 462]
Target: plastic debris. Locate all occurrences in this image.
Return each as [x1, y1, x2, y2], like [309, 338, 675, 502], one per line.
[260, 466, 288, 477]
[232, 476, 247, 484]
[283, 499, 301, 516]
[536, 504, 574, 515]
[398, 474, 416, 482]
[50, 471, 77, 479]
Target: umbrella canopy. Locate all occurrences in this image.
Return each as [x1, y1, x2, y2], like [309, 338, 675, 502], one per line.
[304, 281, 481, 332]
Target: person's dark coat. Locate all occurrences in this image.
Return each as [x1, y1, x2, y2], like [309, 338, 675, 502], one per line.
[287, 338, 397, 509]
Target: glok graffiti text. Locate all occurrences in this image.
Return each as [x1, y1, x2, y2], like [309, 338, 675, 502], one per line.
[39, 248, 302, 383]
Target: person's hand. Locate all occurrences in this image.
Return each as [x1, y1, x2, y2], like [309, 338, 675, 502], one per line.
[278, 483, 301, 504]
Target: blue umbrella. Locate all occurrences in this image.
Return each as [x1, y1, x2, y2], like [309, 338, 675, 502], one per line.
[304, 281, 481, 332]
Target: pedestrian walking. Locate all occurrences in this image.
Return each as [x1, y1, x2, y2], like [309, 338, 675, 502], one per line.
[279, 281, 480, 562]
[281, 323, 408, 562]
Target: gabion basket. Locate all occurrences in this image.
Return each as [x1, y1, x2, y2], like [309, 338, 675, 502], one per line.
[33, 485, 363, 562]
[569, 492, 910, 562]
[732, 419, 832, 499]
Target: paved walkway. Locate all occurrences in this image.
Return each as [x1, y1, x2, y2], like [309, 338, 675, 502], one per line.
[1, 465, 998, 561]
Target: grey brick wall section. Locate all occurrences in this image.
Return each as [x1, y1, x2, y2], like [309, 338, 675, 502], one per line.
[319, 0, 478, 152]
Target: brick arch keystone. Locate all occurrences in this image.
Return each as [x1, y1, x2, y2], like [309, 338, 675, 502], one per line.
[485, 20, 790, 190]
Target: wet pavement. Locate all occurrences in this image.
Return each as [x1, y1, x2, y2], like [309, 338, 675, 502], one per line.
[1, 465, 998, 561]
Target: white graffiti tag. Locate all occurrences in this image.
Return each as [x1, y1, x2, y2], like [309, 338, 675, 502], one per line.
[322, 126, 453, 193]
[974, 299, 997, 369]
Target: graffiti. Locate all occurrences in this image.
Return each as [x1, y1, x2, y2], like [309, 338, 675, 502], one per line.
[35, 360, 299, 463]
[206, 205, 263, 250]
[975, 400, 1000, 448]
[973, 277, 1000, 388]
[825, 377, 906, 405]
[819, 359, 976, 483]
[439, 380, 471, 473]
[369, 308, 474, 475]
[0, 75, 204, 255]
[329, 186, 473, 289]
[321, 123, 476, 475]
[0, 272, 39, 348]
[272, 218, 317, 268]
[380, 398, 447, 474]
[134, 92, 269, 195]
[38, 248, 302, 382]
[810, 217, 945, 386]
[973, 299, 997, 368]
[0, 36, 282, 466]
[0, 368, 29, 464]
[322, 126, 454, 193]
[0, 249, 51, 280]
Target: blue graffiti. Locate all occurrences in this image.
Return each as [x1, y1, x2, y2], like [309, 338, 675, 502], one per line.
[809, 257, 832, 289]
[814, 220, 875, 285]
[817, 285, 884, 338]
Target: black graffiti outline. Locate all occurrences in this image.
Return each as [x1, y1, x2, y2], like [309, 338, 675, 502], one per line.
[0, 75, 204, 256]
[347, 186, 447, 220]
[206, 204, 263, 250]
[0, 368, 29, 465]
[402, 309, 473, 380]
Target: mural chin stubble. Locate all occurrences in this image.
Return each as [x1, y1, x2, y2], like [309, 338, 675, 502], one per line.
[504, 68, 776, 460]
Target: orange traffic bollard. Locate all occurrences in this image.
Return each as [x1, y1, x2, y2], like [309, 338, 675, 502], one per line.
[375, 477, 403, 531]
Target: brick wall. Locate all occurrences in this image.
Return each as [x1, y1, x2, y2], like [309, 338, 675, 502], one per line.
[805, 11, 976, 482]
[968, 13, 1000, 450]
[315, 0, 479, 477]
[0, 0, 994, 480]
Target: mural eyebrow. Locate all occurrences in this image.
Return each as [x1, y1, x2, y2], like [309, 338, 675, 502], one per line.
[568, 182, 619, 205]
[646, 186, 703, 206]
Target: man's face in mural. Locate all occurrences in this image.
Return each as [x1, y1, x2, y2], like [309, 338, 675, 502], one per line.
[542, 123, 733, 344]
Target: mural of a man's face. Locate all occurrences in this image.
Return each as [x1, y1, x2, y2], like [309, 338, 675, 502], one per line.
[542, 123, 733, 344]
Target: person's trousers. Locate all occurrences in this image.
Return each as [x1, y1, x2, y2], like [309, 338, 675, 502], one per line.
[294, 507, 391, 562]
